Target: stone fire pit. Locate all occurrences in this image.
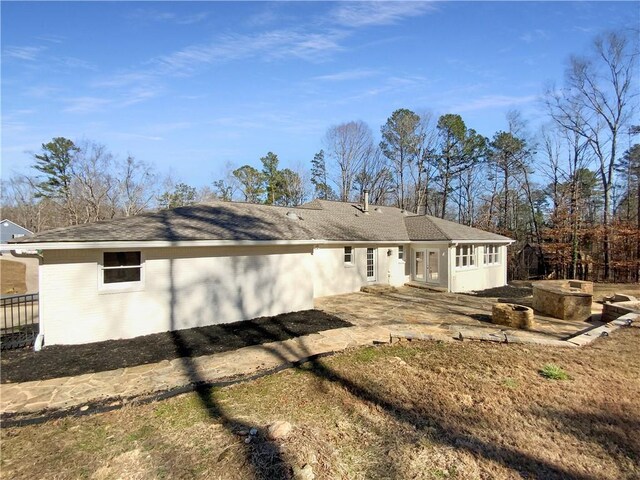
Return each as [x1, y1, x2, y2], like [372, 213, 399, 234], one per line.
[532, 280, 593, 322]
[492, 303, 535, 329]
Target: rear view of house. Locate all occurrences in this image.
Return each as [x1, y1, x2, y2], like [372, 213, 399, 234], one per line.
[10, 197, 512, 346]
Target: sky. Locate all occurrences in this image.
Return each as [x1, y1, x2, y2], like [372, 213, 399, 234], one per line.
[2, 1, 639, 187]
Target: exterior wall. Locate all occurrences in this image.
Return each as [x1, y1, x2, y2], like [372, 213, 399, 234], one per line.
[312, 244, 409, 297]
[40, 245, 315, 345]
[1, 221, 32, 243]
[449, 245, 508, 292]
[409, 244, 449, 289]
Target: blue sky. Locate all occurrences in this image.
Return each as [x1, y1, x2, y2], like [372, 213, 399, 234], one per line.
[2, 1, 638, 186]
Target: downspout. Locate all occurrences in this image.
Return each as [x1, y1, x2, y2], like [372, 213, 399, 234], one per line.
[10, 249, 45, 351]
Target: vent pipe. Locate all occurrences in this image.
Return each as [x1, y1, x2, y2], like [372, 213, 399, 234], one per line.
[363, 189, 369, 214]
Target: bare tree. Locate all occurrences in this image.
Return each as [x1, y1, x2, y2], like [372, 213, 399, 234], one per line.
[324, 121, 375, 202]
[115, 155, 158, 216]
[546, 30, 637, 279]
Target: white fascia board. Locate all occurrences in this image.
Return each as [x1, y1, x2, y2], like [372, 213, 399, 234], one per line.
[448, 239, 514, 245]
[8, 239, 324, 251]
[321, 240, 410, 246]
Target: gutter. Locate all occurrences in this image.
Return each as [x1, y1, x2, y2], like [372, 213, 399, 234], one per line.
[7, 239, 324, 251]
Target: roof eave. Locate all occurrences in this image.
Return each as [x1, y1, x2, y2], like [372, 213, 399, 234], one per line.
[4, 239, 324, 251]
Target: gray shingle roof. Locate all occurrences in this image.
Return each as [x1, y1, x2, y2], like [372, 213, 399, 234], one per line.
[11, 200, 511, 244]
[405, 215, 511, 242]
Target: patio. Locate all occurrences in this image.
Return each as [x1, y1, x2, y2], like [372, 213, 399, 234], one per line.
[315, 286, 605, 342]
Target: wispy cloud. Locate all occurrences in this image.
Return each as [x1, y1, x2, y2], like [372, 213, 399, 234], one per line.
[313, 69, 379, 82]
[62, 86, 162, 114]
[125, 29, 348, 80]
[449, 94, 537, 113]
[519, 29, 549, 44]
[127, 8, 209, 25]
[4, 45, 46, 61]
[63, 96, 112, 114]
[330, 1, 436, 28]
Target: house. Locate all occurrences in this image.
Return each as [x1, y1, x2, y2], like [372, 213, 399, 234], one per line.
[10, 194, 512, 347]
[1, 219, 33, 244]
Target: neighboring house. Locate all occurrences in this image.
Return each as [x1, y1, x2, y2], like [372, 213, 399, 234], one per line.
[1, 219, 33, 244]
[10, 195, 512, 346]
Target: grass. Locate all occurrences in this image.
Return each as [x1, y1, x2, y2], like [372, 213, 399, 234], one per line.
[0, 259, 26, 295]
[1, 328, 639, 480]
[540, 364, 570, 380]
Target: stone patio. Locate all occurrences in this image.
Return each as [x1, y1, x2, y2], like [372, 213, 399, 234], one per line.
[315, 286, 605, 340]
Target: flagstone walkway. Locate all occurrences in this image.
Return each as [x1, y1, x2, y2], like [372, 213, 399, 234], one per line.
[1, 287, 633, 419]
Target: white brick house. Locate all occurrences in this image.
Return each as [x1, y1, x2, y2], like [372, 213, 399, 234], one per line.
[11, 197, 512, 346]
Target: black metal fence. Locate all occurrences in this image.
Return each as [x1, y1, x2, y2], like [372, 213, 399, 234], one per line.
[1, 293, 39, 350]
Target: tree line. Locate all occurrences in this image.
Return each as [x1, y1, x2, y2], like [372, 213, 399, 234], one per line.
[2, 30, 638, 282]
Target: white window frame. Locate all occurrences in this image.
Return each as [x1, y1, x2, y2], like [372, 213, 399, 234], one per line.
[484, 245, 500, 266]
[98, 250, 145, 293]
[398, 245, 405, 263]
[344, 246, 354, 266]
[455, 245, 476, 270]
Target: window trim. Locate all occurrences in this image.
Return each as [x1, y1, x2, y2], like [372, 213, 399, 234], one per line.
[343, 246, 354, 267]
[455, 245, 477, 270]
[98, 250, 145, 293]
[484, 245, 500, 266]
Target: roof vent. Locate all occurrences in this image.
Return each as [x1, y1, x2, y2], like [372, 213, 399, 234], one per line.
[286, 211, 300, 220]
[374, 207, 382, 213]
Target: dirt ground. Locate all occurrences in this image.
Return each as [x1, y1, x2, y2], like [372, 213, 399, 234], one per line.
[2, 326, 638, 480]
[1, 310, 351, 384]
[0, 259, 27, 295]
[0, 254, 38, 294]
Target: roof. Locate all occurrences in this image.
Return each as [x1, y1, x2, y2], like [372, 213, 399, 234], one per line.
[405, 215, 511, 242]
[10, 200, 511, 246]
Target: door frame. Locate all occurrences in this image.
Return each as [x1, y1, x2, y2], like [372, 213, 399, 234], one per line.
[366, 247, 377, 281]
[425, 248, 439, 284]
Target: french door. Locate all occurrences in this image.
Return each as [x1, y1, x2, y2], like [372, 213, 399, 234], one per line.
[414, 248, 439, 283]
[366, 248, 376, 281]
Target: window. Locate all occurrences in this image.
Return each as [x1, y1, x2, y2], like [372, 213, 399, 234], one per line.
[344, 246, 354, 265]
[455, 245, 476, 269]
[398, 245, 405, 262]
[484, 245, 499, 265]
[102, 251, 142, 285]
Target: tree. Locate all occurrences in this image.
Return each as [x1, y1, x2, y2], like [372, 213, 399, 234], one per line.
[233, 165, 264, 203]
[380, 109, 423, 209]
[157, 183, 197, 209]
[212, 179, 234, 202]
[116, 155, 157, 216]
[310, 150, 333, 200]
[33, 137, 80, 225]
[72, 141, 116, 222]
[260, 152, 282, 205]
[488, 131, 528, 230]
[278, 168, 305, 206]
[324, 121, 375, 202]
[434, 114, 486, 218]
[546, 30, 637, 279]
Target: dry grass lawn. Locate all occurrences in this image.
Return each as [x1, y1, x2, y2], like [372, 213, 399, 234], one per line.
[0, 259, 27, 295]
[2, 328, 639, 480]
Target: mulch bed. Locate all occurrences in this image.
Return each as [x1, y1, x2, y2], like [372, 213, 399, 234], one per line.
[0, 310, 351, 384]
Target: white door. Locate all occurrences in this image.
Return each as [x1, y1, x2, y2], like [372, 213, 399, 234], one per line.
[426, 249, 439, 283]
[366, 248, 376, 281]
[414, 250, 425, 281]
